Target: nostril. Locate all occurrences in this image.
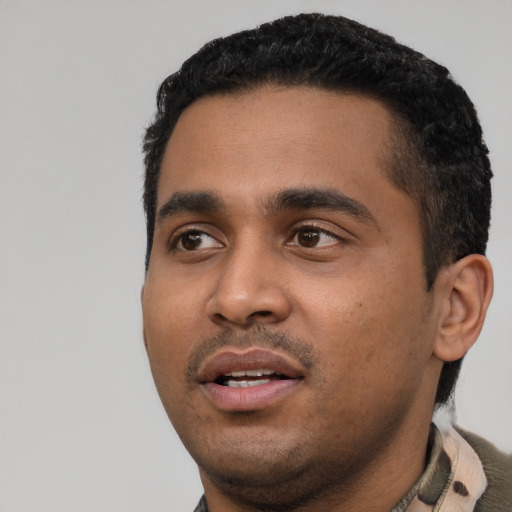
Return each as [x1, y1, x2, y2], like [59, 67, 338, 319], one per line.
[207, 287, 291, 326]
[211, 309, 276, 328]
[250, 310, 272, 318]
[214, 313, 229, 323]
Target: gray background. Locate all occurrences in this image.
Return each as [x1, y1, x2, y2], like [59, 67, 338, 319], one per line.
[1, 1, 510, 511]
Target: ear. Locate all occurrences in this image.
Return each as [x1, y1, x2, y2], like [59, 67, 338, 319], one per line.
[434, 255, 493, 362]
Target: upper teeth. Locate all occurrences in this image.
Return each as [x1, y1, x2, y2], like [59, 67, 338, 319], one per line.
[224, 369, 282, 377]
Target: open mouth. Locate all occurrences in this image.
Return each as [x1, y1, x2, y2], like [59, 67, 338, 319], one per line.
[215, 369, 290, 388]
[197, 348, 304, 410]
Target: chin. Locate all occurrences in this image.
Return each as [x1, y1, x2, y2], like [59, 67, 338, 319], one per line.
[191, 432, 361, 512]
[199, 452, 350, 512]
[194, 435, 308, 484]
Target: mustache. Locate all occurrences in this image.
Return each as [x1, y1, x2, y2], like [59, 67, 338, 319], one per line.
[186, 325, 317, 381]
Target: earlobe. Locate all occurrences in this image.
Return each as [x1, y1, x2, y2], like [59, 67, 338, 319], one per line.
[434, 255, 493, 362]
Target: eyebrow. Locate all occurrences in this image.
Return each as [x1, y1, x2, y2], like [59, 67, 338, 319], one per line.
[157, 191, 223, 222]
[157, 187, 378, 229]
[265, 187, 379, 229]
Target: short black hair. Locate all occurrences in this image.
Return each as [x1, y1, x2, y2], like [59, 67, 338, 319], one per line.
[142, 13, 492, 404]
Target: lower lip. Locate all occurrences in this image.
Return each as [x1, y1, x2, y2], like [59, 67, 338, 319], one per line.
[201, 379, 301, 412]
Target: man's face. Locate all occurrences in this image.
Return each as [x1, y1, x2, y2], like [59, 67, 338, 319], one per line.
[142, 87, 443, 504]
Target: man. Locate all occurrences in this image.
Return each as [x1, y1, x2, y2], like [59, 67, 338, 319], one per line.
[140, 13, 511, 512]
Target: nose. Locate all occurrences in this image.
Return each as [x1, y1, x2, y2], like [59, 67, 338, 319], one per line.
[206, 245, 292, 328]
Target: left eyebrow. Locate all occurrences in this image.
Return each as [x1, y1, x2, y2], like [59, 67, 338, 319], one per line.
[265, 187, 379, 229]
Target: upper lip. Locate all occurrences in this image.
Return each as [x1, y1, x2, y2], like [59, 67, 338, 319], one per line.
[197, 348, 305, 383]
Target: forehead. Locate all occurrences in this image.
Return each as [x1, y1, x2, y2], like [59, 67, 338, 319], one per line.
[157, 86, 412, 224]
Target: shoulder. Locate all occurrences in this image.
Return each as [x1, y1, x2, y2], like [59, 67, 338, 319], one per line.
[456, 427, 512, 511]
[193, 495, 208, 512]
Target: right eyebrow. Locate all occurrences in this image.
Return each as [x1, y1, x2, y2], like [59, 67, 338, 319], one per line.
[157, 191, 223, 223]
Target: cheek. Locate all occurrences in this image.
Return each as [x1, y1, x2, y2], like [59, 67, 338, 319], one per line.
[143, 268, 207, 336]
[303, 270, 432, 389]
[142, 281, 200, 389]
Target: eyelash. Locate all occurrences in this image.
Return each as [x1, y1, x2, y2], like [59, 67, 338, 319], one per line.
[287, 223, 344, 248]
[169, 223, 345, 253]
[169, 228, 221, 251]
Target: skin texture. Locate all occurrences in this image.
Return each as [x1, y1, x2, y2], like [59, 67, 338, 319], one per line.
[141, 86, 493, 512]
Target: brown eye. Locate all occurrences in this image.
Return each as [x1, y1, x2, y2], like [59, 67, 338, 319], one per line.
[180, 232, 203, 250]
[290, 226, 341, 249]
[175, 230, 222, 251]
[297, 229, 321, 247]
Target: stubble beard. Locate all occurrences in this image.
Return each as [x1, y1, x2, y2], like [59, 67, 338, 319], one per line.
[193, 413, 408, 512]
[175, 326, 414, 512]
